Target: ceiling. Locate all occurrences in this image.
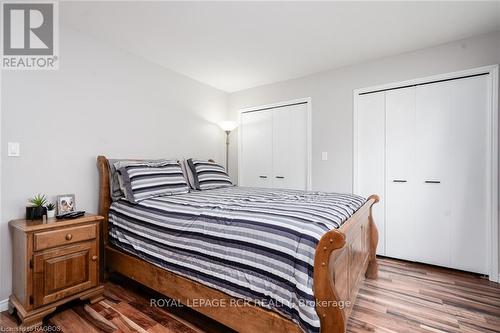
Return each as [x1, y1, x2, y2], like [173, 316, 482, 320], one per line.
[61, 1, 500, 93]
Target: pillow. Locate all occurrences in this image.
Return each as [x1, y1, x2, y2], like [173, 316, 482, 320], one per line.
[108, 158, 171, 201]
[186, 158, 233, 190]
[180, 159, 197, 189]
[118, 161, 189, 203]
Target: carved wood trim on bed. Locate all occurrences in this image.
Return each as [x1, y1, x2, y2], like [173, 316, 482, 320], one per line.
[97, 155, 379, 333]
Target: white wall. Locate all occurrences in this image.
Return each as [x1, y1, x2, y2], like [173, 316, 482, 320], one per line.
[0, 25, 229, 301]
[228, 31, 500, 275]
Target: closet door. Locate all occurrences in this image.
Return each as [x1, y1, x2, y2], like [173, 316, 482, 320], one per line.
[239, 111, 273, 187]
[414, 82, 452, 268]
[272, 104, 308, 189]
[355, 92, 386, 255]
[449, 76, 488, 274]
[356, 72, 491, 274]
[385, 87, 417, 260]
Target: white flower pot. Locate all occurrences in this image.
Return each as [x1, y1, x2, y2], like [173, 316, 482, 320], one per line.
[47, 210, 55, 218]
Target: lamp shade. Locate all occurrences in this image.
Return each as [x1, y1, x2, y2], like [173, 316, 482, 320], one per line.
[219, 121, 238, 132]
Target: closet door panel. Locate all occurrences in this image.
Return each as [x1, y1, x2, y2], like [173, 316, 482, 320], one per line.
[356, 92, 386, 255]
[272, 104, 308, 190]
[240, 111, 273, 188]
[414, 83, 452, 267]
[416, 83, 452, 183]
[385, 88, 417, 260]
[449, 76, 488, 274]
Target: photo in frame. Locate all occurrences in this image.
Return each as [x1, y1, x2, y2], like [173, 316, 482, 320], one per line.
[57, 194, 76, 214]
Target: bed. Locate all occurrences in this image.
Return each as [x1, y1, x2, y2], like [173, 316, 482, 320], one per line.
[97, 156, 379, 333]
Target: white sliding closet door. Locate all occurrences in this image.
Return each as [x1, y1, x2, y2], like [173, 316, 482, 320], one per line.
[386, 87, 417, 261]
[449, 76, 488, 274]
[240, 110, 273, 188]
[273, 104, 308, 189]
[414, 82, 453, 268]
[355, 92, 386, 255]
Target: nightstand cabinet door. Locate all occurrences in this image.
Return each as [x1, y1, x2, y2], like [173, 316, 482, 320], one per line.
[33, 241, 98, 307]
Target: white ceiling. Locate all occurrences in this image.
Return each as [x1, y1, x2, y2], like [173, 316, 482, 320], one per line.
[61, 1, 500, 92]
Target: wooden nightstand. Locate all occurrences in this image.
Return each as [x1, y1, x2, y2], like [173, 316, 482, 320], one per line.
[8, 214, 104, 329]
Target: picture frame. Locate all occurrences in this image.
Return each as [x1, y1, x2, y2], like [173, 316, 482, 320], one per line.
[56, 194, 76, 214]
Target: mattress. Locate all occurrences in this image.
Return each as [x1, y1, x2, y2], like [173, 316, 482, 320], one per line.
[108, 186, 366, 333]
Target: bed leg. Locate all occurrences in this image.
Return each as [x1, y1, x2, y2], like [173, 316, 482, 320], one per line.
[365, 195, 379, 280]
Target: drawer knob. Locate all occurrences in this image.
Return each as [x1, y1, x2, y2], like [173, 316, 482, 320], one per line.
[92, 255, 98, 261]
[65, 233, 73, 240]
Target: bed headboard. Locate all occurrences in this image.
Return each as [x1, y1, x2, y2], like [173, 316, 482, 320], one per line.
[97, 156, 111, 246]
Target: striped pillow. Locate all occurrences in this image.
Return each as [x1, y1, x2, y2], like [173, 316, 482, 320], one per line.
[118, 162, 189, 202]
[187, 159, 233, 190]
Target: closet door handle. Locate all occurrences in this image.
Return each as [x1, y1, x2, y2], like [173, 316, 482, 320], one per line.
[425, 180, 441, 184]
[259, 176, 268, 179]
[276, 176, 285, 179]
[393, 180, 407, 183]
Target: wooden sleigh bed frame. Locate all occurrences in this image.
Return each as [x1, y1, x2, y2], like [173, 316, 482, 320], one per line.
[97, 156, 379, 333]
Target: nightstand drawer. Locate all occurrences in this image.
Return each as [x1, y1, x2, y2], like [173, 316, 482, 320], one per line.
[34, 223, 96, 251]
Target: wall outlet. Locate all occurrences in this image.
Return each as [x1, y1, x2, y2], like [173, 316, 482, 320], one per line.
[321, 151, 328, 161]
[8, 142, 20, 157]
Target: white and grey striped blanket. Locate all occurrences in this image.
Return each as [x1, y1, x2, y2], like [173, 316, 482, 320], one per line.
[108, 187, 366, 333]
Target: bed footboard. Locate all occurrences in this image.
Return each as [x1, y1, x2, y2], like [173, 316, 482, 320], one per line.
[313, 195, 379, 333]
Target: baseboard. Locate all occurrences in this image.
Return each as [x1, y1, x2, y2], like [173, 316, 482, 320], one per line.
[0, 298, 9, 312]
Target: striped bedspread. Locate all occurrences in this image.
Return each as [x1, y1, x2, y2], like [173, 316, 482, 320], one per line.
[108, 187, 366, 333]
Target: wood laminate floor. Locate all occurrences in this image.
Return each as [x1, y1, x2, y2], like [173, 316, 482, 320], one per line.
[1, 257, 499, 333]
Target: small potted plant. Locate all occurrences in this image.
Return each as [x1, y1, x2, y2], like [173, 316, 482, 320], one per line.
[26, 194, 47, 220]
[46, 202, 56, 219]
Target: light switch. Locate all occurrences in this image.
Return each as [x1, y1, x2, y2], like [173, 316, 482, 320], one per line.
[321, 152, 328, 161]
[8, 142, 20, 157]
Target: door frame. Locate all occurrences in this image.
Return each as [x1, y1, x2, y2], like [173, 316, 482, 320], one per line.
[353, 65, 499, 282]
[238, 97, 312, 190]
[0, 68, 5, 311]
